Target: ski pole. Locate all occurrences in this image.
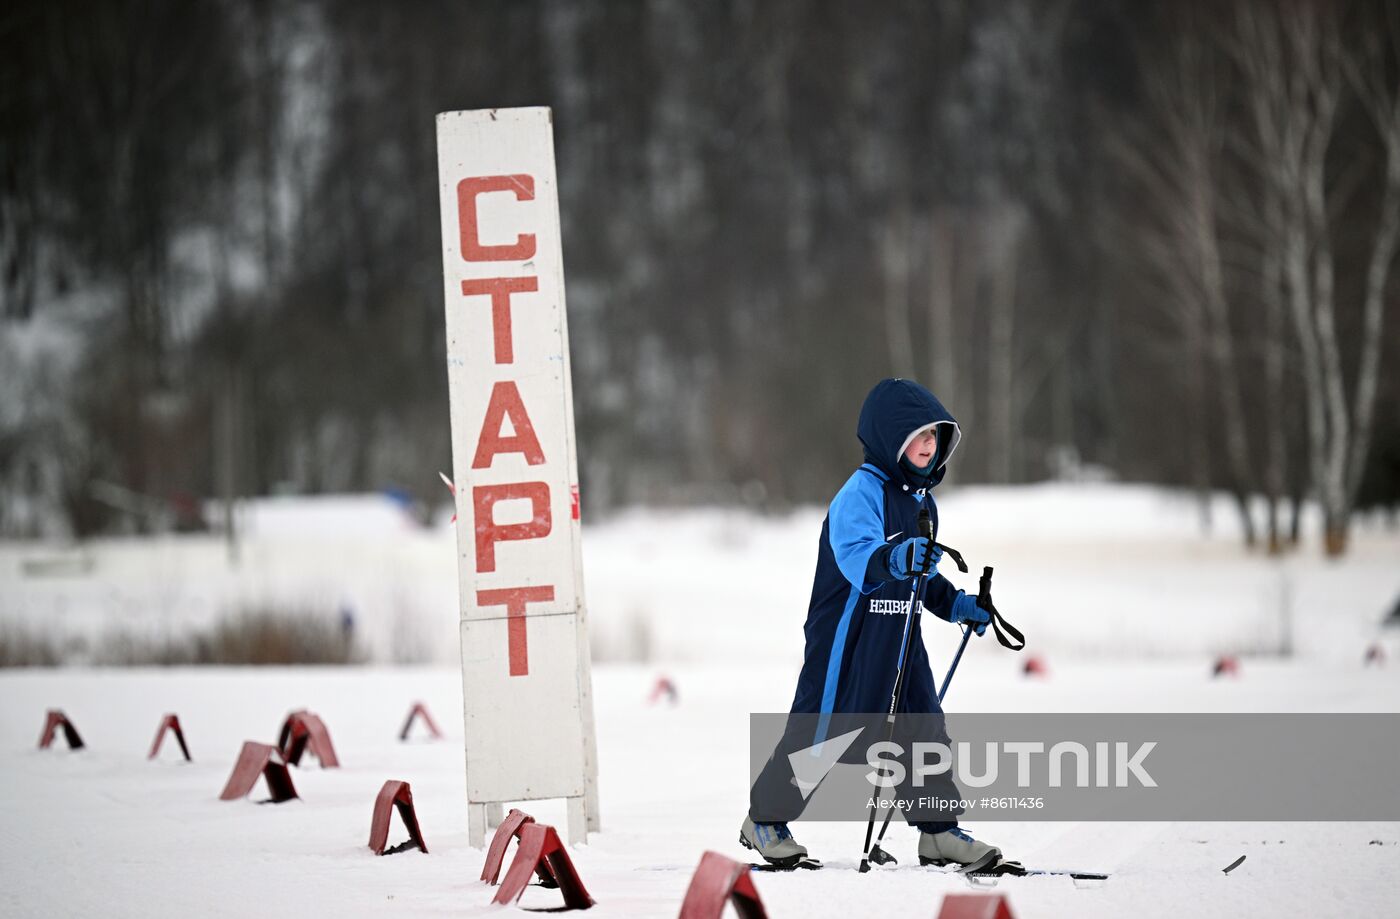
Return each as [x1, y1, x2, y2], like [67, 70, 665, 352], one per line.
[938, 566, 993, 703]
[859, 508, 935, 873]
[938, 624, 975, 704]
[866, 565, 1003, 865]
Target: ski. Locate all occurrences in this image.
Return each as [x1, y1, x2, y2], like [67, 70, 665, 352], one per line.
[749, 857, 823, 872]
[881, 858, 1109, 881]
[747, 859, 1107, 880]
[965, 860, 1109, 882]
[644, 856, 1106, 880]
[738, 828, 822, 871]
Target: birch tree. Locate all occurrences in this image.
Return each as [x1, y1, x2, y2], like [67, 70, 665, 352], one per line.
[1341, 3, 1400, 521]
[1109, 21, 1261, 544]
[1233, 1, 1399, 554]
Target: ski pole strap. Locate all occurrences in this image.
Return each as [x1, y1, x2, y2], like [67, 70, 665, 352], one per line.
[934, 542, 968, 574]
[983, 604, 1025, 651]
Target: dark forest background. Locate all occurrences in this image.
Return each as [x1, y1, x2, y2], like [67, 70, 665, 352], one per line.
[3, 0, 1398, 555]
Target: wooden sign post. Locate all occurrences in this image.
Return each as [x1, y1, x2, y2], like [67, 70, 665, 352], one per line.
[436, 107, 600, 846]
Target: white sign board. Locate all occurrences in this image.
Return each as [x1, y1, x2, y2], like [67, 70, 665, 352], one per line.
[436, 107, 599, 846]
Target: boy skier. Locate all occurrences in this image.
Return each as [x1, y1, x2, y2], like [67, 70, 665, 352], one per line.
[741, 377, 1001, 870]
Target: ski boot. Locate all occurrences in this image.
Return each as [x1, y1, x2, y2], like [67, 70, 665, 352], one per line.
[739, 816, 816, 869]
[918, 826, 1001, 873]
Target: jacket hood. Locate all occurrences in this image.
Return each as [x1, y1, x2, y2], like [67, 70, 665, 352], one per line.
[857, 378, 961, 489]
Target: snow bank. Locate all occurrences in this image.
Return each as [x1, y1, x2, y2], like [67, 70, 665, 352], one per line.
[2, 484, 1397, 667]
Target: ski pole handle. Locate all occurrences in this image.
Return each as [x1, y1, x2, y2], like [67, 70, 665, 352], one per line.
[915, 506, 969, 574]
[975, 565, 1026, 651]
[917, 508, 933, 574]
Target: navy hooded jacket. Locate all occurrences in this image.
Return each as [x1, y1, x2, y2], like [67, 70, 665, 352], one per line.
[790, 379, 964, 741]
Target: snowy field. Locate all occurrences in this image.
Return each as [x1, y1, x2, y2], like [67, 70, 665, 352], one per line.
[4, 483, 1399, 667]
[2, 661, 1399, 918]
[3, 484, 1400, 917]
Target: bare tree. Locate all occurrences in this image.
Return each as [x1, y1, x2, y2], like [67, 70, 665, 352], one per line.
[983, 204, 1026, 484]
[1341, 2, 1400, 518]
[1233, 1, 1397, 554]
[1108, 19, 1261, 544]
[925, 209, 961, 413]
[881, 202, 916, 376]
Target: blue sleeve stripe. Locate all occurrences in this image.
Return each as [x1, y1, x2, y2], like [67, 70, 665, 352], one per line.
[814, 584, 862, 746]
[829, 470, 887, 591]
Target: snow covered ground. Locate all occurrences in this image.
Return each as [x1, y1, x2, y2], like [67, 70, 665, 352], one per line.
[2, 484, 1399, 916]
[2, 660, 1399, 918]
[3, 483, 1399, 667]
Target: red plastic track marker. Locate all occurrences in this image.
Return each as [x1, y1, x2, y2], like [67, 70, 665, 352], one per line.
[277, 710, 340, 767]
[38, 710, 84, 750]
[481, 808, 535, 884]
[678, 851, 768, 919]
[491, 823, 593, 910]
[399, 701, 444, 741]
[219, 742, 298, 803]
[149, 714, 191, 761]
[937, 893, 1017, 919]
[368, 780, 428, 855]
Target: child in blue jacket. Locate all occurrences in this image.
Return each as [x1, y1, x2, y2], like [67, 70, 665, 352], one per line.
[741, 378, 1000, 870]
